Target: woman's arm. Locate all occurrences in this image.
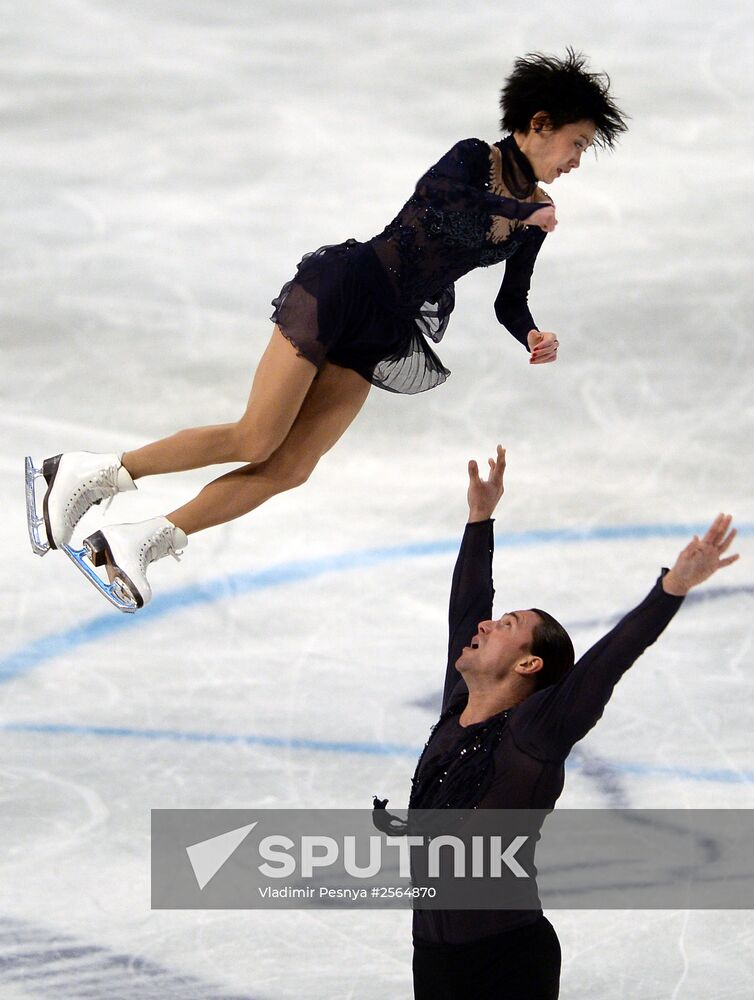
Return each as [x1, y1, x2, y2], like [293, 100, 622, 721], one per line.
[493, 228, 547, 346]
[494, 233, 560, 364]
[416, 139, 555, 228]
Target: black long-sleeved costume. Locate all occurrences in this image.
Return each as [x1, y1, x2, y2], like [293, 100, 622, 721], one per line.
[272, 136, 551, 393]
[413, 520, 685, 945]
[369, 136, 550, 347]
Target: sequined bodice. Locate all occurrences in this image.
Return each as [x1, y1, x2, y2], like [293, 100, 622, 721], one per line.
[368, 136, 551, 320]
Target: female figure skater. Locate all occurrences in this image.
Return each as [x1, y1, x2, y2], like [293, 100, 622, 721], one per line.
[26, 50, 627, 610]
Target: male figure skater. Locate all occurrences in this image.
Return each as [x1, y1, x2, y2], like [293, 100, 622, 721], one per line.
[397, 445, 738, 1000]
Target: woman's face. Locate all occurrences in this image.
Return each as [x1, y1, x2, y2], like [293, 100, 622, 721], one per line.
[523, 118, 597, 184]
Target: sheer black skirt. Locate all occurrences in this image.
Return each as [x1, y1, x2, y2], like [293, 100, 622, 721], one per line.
[270, 239, 452, 394]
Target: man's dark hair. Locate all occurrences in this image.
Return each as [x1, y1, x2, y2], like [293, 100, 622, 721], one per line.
[499, 48, 629, 150]
[529, 609, 575, 690]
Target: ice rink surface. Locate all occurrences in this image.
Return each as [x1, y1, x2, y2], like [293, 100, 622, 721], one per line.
[1, 1, 753, 996]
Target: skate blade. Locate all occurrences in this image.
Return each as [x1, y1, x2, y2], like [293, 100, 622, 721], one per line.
[24, 456, 50, 557]
[61, 542, 140, 614]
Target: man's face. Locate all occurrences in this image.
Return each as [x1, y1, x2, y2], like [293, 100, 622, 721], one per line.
[457, 610, 541, 680]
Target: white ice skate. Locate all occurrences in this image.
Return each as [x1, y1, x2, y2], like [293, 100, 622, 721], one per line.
[25, 451, 136, 555]
[66, 516, 188, 612]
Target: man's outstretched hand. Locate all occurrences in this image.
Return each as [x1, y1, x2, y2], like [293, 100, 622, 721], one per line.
[662, 514, 739, 596]
[467, 445, 506, 523]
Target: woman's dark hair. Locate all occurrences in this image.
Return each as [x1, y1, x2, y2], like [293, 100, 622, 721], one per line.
[529, 609, 575, 690]
[500, 48, 629, 150]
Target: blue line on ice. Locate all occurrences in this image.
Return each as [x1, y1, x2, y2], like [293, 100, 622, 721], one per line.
[3, 521, 752, 787]
[4, 520, 751, 684]
[1, 720, 752, 785]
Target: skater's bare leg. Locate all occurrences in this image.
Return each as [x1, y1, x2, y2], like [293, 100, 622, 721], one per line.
[167, 361, 370, 535]
[122, 327, 317, 479]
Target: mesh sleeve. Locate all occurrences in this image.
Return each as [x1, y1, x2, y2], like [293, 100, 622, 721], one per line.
[494, 228, 547, 347]
[416, 139, 546, 223]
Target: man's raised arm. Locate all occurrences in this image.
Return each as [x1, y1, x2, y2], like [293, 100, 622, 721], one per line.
[442, 446, 506, 711]
[512, 514, 740, 759]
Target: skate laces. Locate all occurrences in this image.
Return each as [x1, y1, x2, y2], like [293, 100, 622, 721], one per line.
[140, 525, 184, 571]
[65, 463, 122, 529]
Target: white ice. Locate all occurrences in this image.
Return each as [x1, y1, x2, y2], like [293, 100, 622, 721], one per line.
[1, 1, 753, 997]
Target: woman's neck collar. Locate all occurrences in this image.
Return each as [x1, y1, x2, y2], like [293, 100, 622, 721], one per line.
[498, 134, 538, 195]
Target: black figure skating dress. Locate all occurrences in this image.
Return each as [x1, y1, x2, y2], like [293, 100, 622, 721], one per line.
[270, 135, 552, 393]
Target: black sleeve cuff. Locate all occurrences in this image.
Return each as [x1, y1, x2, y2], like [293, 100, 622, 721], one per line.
[656, 567, 686, 607]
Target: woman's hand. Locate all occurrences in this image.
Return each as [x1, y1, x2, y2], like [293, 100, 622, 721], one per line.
[662, 514, 739, 596]
[527, 330, 559, 364]
[467, 445, 506, 523]
[525, 205, 557, 232]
